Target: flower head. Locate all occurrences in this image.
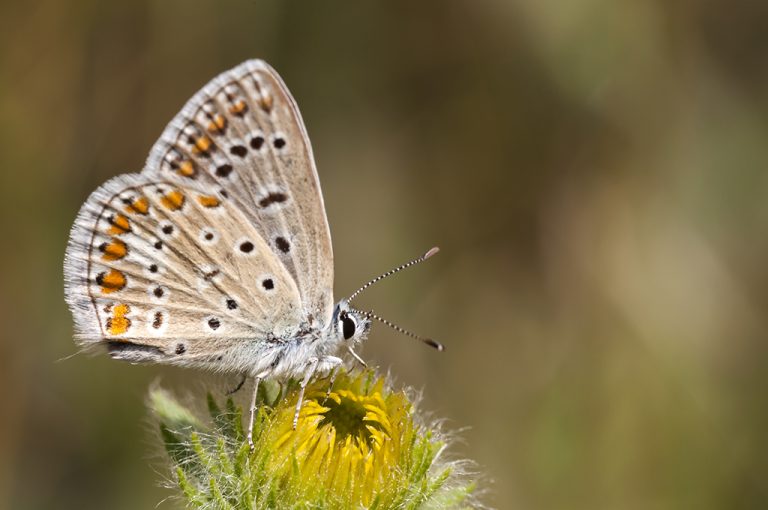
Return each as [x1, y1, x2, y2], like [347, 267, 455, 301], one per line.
[151, 370, 478, 509]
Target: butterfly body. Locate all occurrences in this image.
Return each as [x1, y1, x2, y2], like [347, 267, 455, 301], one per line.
[104, 301, 368, 380]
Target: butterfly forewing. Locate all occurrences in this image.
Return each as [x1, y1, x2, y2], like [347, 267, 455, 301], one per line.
[145, 60, 334, 326]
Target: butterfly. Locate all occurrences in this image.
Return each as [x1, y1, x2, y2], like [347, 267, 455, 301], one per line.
[63, 60, 442, 447]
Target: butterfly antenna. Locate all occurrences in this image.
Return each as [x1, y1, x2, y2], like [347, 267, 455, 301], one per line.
[351, 307, 445, 351]
[347, 247, 440, 303]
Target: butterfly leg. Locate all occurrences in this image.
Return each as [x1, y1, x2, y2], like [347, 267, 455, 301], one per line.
[323, 367, 338, 405]
[246, 376, 261, 451]
[318, 356, 343, 403]
[346, 345, 367, 368]
[292, 357, 320, 430]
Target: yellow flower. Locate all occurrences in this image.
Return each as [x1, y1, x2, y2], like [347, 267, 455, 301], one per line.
[268, 372, 412, 506]
[152, 370, 477, 509]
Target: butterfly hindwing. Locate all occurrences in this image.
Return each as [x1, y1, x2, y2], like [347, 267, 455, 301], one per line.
[64, 172, 304, 370]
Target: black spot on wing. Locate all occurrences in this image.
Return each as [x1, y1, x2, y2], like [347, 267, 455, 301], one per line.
[153, 311, 164, 329]
[258, 192, 288, 208]
[275, 236, 290, 253]
[250, 136, 264, 150]
[215, 164, 233, 177]
[230, 145, 247, 157]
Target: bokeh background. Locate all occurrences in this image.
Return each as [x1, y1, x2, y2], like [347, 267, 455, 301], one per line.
[2, 0, 768, 508]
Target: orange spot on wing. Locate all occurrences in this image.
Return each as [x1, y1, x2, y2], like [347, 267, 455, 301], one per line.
[107, 303, 132, 335]
[108, 214, 131, 235]
[177, 160, 196, 178]
[192, 136, 213, 154]
[99, 239, 127, 261]
[259, 93, 273, 112]
[207, 114, 227, 134]
[197, 195, 221, 208]
[229, 100, 248, 116]
[97, 269, 127, 293]
[161, 190, 185, 211]
[125, 196, 149, 215]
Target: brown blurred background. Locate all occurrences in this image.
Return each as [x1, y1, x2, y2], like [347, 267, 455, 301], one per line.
[2, 0, 768, 508]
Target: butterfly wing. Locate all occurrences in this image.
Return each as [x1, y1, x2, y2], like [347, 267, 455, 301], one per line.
[64, 173, 305, 371]
[64, 60, 334, 371]
[145, 60, 334, 325]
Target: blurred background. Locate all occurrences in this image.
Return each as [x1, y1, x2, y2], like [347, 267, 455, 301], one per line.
[2, 0, 768, 508]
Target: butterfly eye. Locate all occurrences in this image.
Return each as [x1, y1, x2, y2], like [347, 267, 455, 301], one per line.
[342, 315, 356, 340]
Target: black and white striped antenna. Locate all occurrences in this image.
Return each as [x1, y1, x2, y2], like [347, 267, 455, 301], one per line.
[347, 247, 440, 302]
[347, 246, 444, 351]
[351, 307, 444, 351]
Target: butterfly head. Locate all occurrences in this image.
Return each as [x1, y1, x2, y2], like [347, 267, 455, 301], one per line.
[332, 300, 372, 346]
